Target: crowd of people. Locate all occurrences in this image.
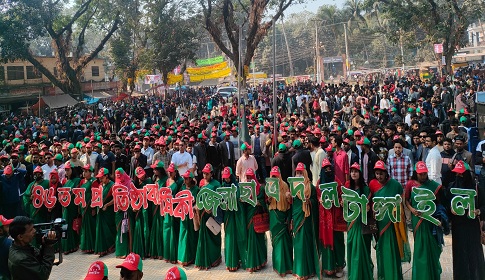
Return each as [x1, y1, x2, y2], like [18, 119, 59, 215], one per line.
[0, 68, 484, 280]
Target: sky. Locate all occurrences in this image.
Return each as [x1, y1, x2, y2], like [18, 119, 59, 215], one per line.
[285, 0, 345, 15]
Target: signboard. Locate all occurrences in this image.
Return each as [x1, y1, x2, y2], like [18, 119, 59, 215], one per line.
[144, 75, 161, 84]
[434, 44, 443, 54]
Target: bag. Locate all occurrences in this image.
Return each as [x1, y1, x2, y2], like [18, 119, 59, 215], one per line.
[253, 208, 270, 233]
[72, 217, 81, 234]
[205, 216, 221, 235]
[362, 212, 378, 235]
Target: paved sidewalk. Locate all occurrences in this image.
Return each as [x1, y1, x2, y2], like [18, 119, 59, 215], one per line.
[50, 231, 456, 280]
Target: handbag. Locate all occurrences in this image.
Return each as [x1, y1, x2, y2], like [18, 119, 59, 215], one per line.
[205, 216, 221, 235]
[72, 217, 81, 234]
[252, 206, 270, 233]
[362, 212, 378, 235]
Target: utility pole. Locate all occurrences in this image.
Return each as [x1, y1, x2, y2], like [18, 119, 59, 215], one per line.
[400, 30, 405, 70]
[314, 21, 318, 82]
[281, 18, 294, 77]
[272, 19, 278, 154]
[344, 23, 350, 76]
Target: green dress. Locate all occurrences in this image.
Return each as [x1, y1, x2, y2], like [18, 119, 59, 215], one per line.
[195, 178, 222, 269]
[371, 178, 404, 280]
[149, 176, 167, 259]
[222, 180, 247, 271]
[61, 177, 81, 253]
[79, 178, 96, 253]
[269, 186, 293, 276]
[115, 208, 133, 258]
[410, 180, 442, 280]
[177, 183, 199, 265]
[23, 179, 49, 224]
[347, 184, 374, 280]
[132, 178, 153, 258]
[292, 184, 320, 279]
[94, 181, 116, 255]
[163, 177, 183, 263]
[245, 187, 267, 271]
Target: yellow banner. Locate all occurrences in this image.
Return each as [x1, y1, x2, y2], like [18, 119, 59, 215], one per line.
[189, 67, 231, 82]
[247, 72, 268, 79]
[167, 73, 183, 85]
[186, 61, 228, 75]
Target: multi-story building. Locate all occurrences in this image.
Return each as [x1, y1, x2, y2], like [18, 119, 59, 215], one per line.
[0, 56, 117, 111]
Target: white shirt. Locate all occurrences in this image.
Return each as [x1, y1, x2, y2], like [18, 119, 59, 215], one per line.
[320, 99, 329, 112]
[42, 164, 57, 180]
[380, 98, 390, 109]
[426, 145, 442, 184]
[80, 152, 98, 167]
[310, 148, 326, 186]
[171, 151, 193, 175]
[141, 146, 155, 167]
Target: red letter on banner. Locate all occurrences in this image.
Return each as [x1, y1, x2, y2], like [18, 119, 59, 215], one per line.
[57, 187, 72, 207]
[113, 184, 130, 211]
[44, 187, 57, 209]
[32, 185, 44, 209]
[130, 188, 146, 211]
[159, 187, 173, 216]
[91, 186, 103, 208]
[172, 190, 194, 220]
[145, 184, 158, 208]
[72, 188, 86, 208]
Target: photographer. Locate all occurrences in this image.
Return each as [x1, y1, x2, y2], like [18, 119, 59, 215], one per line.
[0, 215, 13, 280]
[8, 216, 56, 280]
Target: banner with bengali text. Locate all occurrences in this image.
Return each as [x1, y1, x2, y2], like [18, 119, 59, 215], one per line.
[195, 56, 224, 67]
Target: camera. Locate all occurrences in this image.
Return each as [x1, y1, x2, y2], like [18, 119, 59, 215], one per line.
[33, 218, 68, 265]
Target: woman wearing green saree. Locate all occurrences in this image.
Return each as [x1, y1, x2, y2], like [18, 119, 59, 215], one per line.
[345, 162, 374, 280]
[94, 167, 116, 257]
[113, 168, 134, 258]
[292, 163, 320, 280]
[405, 161, 442, 280]
[177, 170, 199, 266]
[268, 166, 292, 276]
[163, 163, 183, 263]
[61, 161, 81, 254]
[195, 163, 222, 270]
[133, 166, 153, 259]
[23, 166, 49, 225]
[79, 164, 97, 253]
[369, 160, 407, 280]
[149, 161, 167, 259]
[244, 168, 267, 272]
[221, 167, 247, 271]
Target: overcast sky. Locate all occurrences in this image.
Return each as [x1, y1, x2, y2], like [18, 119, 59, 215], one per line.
[285, 0, 345, 15]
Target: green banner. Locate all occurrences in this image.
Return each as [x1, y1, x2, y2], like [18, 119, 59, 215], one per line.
[196, 56, 224, 66]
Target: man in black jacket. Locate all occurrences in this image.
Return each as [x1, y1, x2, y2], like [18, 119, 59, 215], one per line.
[8, 216, 57, 280]
[358, 137, 379, 185]
[291, 139, 312, 178]
[218, 132, 235, 171]
[271, 143, 293, 183]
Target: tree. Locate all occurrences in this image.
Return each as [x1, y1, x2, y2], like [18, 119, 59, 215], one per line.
[199, 0, 303, 86]
[0, 0, 122, 97]
[145, 0, 199, 84]
[366, 0, 484, 73]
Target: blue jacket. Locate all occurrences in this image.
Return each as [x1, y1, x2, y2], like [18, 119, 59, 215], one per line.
[0, 169, 26, 203]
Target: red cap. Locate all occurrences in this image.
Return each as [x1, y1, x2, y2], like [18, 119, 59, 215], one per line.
[354, 130, 362, 137]
[166, 163, 176, 173]
[393, 135, 400, 141]
[34, 166, 43, 174]
[135, 167, 146, 179]
[202, 163, 213, 173]
[3, 165, 13, 176]
[64, 161, 72, 169]
[321, 158, 331, 168]
[374, 160, 386, 171]
[164, 266, 187, 280]
[295, 162, 306, 171]
[116, 252, 143, 271]
[350, 162, 361, 170]
[343, 138, 350, 144]
[134, 145, 141, 151]
[325, 145, 333, 152]
[270, 166, 281, 177]
[84, 261, 108, 280]
[0, 215, 13, 227]
[415, 161, 428, 174]
[245, 168, 255, 177]
[436, 130, 443, 135]
[221, 167, 232, 179]
[319, 136, 327, 143]
[452, 160, 467, 174]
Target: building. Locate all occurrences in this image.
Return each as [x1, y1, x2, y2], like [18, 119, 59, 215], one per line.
[0, 56, 117, 111]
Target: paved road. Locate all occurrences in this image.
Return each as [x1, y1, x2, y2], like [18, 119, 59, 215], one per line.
[50, 231, 455, 279]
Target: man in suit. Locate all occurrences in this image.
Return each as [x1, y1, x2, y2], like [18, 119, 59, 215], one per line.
[130, 145, 147, 179]
[219, 131, 235, 171]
